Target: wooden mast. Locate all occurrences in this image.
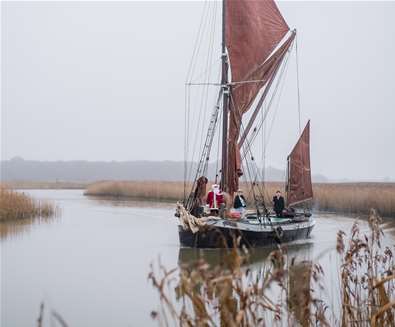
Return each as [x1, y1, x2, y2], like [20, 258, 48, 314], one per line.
[220, 0, 229, 192]
[285, 155, 290, 206]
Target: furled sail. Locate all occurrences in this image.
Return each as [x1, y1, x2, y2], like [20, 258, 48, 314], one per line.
[286, 121, 313, 207]
[224, 0, 292, 194]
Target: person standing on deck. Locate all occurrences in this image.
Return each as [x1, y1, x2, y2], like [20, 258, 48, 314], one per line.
[233, 189, 247, 217]
[273, 190, 285, 218]
[190, 176, 208, 217]
[206, 184, 224, 216]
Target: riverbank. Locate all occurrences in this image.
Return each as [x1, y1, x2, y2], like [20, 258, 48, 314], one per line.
[0, 186, 58, 221]
[4, 181, 88, 189]
[84, 180, 395, 217]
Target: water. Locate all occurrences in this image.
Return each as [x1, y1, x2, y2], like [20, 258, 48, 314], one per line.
[1, 190, 394, 327]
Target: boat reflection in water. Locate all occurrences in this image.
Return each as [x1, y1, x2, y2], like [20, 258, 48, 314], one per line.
[177, 241, 314, 326]
[178, 241, 313, 268]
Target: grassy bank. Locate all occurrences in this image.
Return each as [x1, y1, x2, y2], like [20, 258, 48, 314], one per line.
[84, 181, 395, 217]
[0, 186, 58, 221]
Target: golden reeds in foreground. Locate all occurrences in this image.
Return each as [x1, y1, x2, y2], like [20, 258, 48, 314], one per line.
[149, 210, 395, 326]
[337, 210, 395, 327]
[84, 181, 395, 217]
[0, 186, 59, 221]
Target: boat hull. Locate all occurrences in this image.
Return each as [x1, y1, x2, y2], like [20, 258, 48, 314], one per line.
[178, 218, 315, 248]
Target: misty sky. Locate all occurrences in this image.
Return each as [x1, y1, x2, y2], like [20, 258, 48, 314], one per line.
[1, 1, 395, 181]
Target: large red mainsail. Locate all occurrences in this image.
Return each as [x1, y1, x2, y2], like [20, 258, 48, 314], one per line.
[286, 121, 313, 206]
[224, 0, 292, 194]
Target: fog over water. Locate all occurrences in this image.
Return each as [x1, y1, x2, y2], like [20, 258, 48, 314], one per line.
[1, 1, 395, 181]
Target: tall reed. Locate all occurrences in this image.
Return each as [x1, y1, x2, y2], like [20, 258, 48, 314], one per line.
[0, 185, 59, 221]
[4, 180, 87, 189]
[337, 209, 395, 326]
[84, 181, 190, 202]
[314, 183, 395, 217]
[149, 211, 394, 326]
[85, 181, 395, 217]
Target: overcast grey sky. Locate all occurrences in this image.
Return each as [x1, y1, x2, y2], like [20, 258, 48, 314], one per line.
[1, 1, 395, 181]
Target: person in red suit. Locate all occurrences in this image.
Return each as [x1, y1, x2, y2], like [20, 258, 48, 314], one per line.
[206, 184, 224, 215]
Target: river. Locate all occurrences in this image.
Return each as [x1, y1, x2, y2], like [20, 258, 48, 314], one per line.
[1, 190, 394, 327]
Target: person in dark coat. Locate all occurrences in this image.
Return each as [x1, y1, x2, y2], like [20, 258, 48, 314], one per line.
[234, 189, 247, 208]
[273, 190, 285, 218]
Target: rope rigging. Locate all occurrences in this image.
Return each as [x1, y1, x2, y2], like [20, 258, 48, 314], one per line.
[241, 40, 294, 159]
[186, 91, 222, 209]
[295, 32, 302, 136]
[187, 6, 216, 182]
[184, 1, 221, 199]
[245, 46, 292, 206]
[182, 4, 304, 216]
[228, 92, 267, 215]
[226, 36, 300, 215]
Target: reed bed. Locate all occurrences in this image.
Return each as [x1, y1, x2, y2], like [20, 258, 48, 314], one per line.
[84, 181, 190, 202]
[149, 210, 395, 326]
[84, 181, 395, 217]
[313, 183, 395, 218]
[0, 185, 59, 221]
[4, 180, 87, 189]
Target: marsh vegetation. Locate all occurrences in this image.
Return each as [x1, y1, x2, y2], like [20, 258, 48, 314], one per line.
[149, 210, 395, 326]
[0, 185, 59, 221]
[85, 181, 395, 217]
[3, 180, 88, 189]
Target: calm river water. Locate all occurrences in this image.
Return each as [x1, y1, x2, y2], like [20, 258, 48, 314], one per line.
[1, 190, 395, 327]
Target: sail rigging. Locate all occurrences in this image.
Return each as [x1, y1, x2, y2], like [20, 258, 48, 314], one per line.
[179, 0, 316, 249]
[222, 0, 292, 195]
[286, 121, 313, 207]
[184, 0, 310, 211]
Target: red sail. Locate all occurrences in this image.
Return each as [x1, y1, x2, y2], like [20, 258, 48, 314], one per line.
[224, 0, 291, 194]
[287, 121, 313, 207]
[225, 0, 289, 88]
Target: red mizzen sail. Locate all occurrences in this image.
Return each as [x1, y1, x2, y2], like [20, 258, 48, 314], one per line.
[286, 121, 313, 206]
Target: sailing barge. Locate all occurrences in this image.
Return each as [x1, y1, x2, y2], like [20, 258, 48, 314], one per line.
[177, 0, 315, 248]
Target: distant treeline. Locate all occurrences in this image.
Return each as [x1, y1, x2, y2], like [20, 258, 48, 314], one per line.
[1, 157, 328, 182]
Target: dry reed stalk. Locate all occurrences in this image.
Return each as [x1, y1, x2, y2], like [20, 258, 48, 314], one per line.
[149, 210, 394, 326]
[85, 181, 395, 217]
[314, 183, 395, 217]
[149, 239, 330, 326]
[84, 181, 190, 202]
[337, 209, 395, 327]
[5, 181, 88, 189]
[0, 185, 59, 221]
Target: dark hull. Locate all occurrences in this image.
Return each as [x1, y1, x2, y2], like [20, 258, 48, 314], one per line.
[178, 222, 314, 248]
